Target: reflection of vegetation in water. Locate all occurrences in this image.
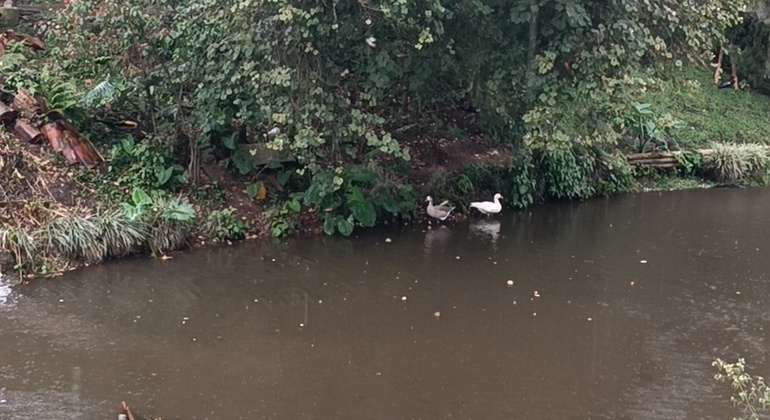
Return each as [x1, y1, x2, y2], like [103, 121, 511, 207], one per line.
[714, 358, 770, 420]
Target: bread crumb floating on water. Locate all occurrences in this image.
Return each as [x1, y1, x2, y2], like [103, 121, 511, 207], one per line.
[587, 317, 593, 321]
[433, 311, 441, 319]
[401, 296, 408, 301]
[506, 280, 514, 287]
[640, 260, 647, 264]
[533, 291, 541, 298]
[385, 238, 392, 243]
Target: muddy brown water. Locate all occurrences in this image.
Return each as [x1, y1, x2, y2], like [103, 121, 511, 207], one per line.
[2, 188, 770, 419]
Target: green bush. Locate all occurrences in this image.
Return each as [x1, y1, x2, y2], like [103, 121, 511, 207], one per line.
[34, 0, 740, 234]
[201, 208, 246, 241]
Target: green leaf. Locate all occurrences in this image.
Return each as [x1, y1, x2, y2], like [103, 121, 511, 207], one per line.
[336, 218, 354, 236]
[222, 133, 237, 150]
[347, 186, 366, 203]
[233, 150, 254, 175]
[380, 197, 401, 215]
[246, 183, 258, 199]
[287, 198, 301, 212]
[131, 188, 152, 207]
[349, 200, 376, 227]
[162, 199, 196, 222]
[156, 166, 173, 186]
[323, 217, 337, 235]
[277, 170, 291, 185]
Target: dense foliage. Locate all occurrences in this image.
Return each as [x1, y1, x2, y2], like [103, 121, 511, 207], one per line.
[19, 0, 746, 236]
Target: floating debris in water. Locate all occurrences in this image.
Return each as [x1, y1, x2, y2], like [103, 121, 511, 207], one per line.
[385, 238, 392, 243]
[299, 323, 304, 327]
[507, 280, 514, 287]
[434, 311, 441, 319]
[59, 299, 64, 303]
[736, 291, 742, 295]
[191, 337, 197, 342]
[533, 312, 537, 316]
[401, 296, 408, 301]
[640, 260, 647, 264]
[630, 281, 635, 286]
[455, 256, 460, 260]
[587, 318, 593, 321]
[533, 291, 541, 298]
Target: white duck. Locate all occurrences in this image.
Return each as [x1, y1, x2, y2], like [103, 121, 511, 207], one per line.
[469, 193, 503, 216]
[425, 196, 455, 221]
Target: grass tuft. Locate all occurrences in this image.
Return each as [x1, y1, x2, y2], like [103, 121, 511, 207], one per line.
[703, 142, 769, 184]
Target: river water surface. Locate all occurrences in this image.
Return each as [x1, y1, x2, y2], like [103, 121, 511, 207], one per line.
[2, 188, 770, 419]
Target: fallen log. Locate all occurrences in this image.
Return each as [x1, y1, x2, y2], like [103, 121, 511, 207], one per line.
[628, 158, 678, 165]
[14, 119, 42, 143]
[626, 151, 675, 161]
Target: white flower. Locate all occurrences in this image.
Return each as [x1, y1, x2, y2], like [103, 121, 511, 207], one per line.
[267, 127, 281, 137]
[366, 37, 377, 48]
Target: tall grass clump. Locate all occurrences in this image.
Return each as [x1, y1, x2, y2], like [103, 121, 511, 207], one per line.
[43, 214, 103, 263]
[0, 226, 37, 273]
[704, 142, 769, 184]
[0, 190, 197, 276]
[97, 209, 147, 258]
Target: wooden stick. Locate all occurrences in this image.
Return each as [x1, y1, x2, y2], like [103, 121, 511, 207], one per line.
[120, 401, 137, 420]
[731, 62, 739, 91]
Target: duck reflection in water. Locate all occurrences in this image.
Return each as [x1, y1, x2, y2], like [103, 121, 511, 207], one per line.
[470, 219, 501, 246]
[424, 225, 452, 256]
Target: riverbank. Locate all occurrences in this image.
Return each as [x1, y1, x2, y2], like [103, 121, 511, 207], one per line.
[3, 17, 770, 279]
